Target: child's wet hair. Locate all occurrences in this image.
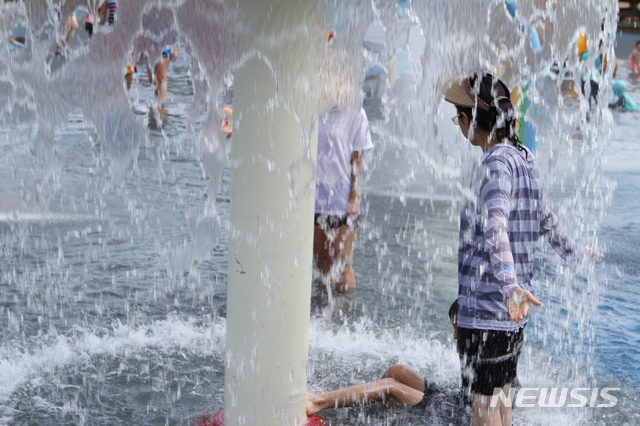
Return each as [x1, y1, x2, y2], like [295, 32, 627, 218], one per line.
[448, 299, 458, 322]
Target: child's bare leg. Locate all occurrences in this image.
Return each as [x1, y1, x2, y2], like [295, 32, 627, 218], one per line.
[471, 384, 512, 426]
[307, 378, 424, 415]
[98, 1, 108, 25]
[56, 14, 79, 53]
[313, 225, 334, 279]
[382, 364, 427, 393]
[313, 224, 357, 290]
[334, 225, 356, 291]
[154, 56, 170, 104]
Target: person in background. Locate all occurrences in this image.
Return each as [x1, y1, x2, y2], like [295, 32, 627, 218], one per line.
[55, 1, 116, 56]
[609, 80, 639, 111]
[84, 10, 94, 37]
[144, 43, 177, 104]
[220, 107, 233, 139]
[313, 106, 372, 292]
[125, 49, 139, 91]
[579, 43, 602, 106]
[84, 0, 115, 37]
[219, 70, 234, 139]
[628, 40, 640, 75]
[97, 0, 117, 26]
[133, 8, 179, 105]
[445, 73, 602, 426]
[55, 11, 79, 55]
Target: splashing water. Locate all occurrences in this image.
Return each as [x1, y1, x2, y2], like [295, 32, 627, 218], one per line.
[0, 0, 637, 425]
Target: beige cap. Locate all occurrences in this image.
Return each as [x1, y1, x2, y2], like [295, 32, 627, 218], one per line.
[445, 76, 492, 111]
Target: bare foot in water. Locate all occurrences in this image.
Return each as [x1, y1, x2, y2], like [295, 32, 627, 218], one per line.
[306, 393, 324, 415]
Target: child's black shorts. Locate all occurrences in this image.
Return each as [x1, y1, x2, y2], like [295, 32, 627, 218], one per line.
[457, 326, 524, 397]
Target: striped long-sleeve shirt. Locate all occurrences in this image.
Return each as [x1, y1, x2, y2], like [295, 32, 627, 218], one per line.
[457, 143, 579, 331]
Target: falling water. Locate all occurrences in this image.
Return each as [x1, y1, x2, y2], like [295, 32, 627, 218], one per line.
[0, 0, 636, 425]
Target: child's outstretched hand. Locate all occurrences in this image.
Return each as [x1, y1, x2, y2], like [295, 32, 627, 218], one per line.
[507, 287, 542, 324]
[585, 247, 604, 260]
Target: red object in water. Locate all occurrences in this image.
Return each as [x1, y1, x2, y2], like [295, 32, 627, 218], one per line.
[197, 410, 224, 426]
[307, 414, 329, 426]
[325, 31, 334, 44]
[197, 411, 328, 426]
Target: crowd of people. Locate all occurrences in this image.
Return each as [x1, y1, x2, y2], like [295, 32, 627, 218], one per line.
[577, 33, 640, 112]
[51, 2, 178, 107]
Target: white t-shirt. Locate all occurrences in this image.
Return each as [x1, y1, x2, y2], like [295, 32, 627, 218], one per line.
[315, 107, 373, 215]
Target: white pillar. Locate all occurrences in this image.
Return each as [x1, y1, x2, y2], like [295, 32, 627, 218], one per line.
[224, 2, 322, 425]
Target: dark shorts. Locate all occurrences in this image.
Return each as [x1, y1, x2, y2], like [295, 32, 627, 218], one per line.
[410, 380, 469, 424]
[85, 22, 93, 36]
[314, 214, 358, 229]
[457, 326, 524, 397]
[411, 378, 434, 410]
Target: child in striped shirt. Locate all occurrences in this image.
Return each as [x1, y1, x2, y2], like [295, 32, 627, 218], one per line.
[445, 73, 602, 426]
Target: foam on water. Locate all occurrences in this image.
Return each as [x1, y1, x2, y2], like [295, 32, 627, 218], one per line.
[309, 316, 459, 386]
[0, 316, 227, 422]
[0, 212, 110, 223]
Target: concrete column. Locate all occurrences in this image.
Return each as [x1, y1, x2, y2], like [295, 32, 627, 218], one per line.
[224, 1, 322, 425]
